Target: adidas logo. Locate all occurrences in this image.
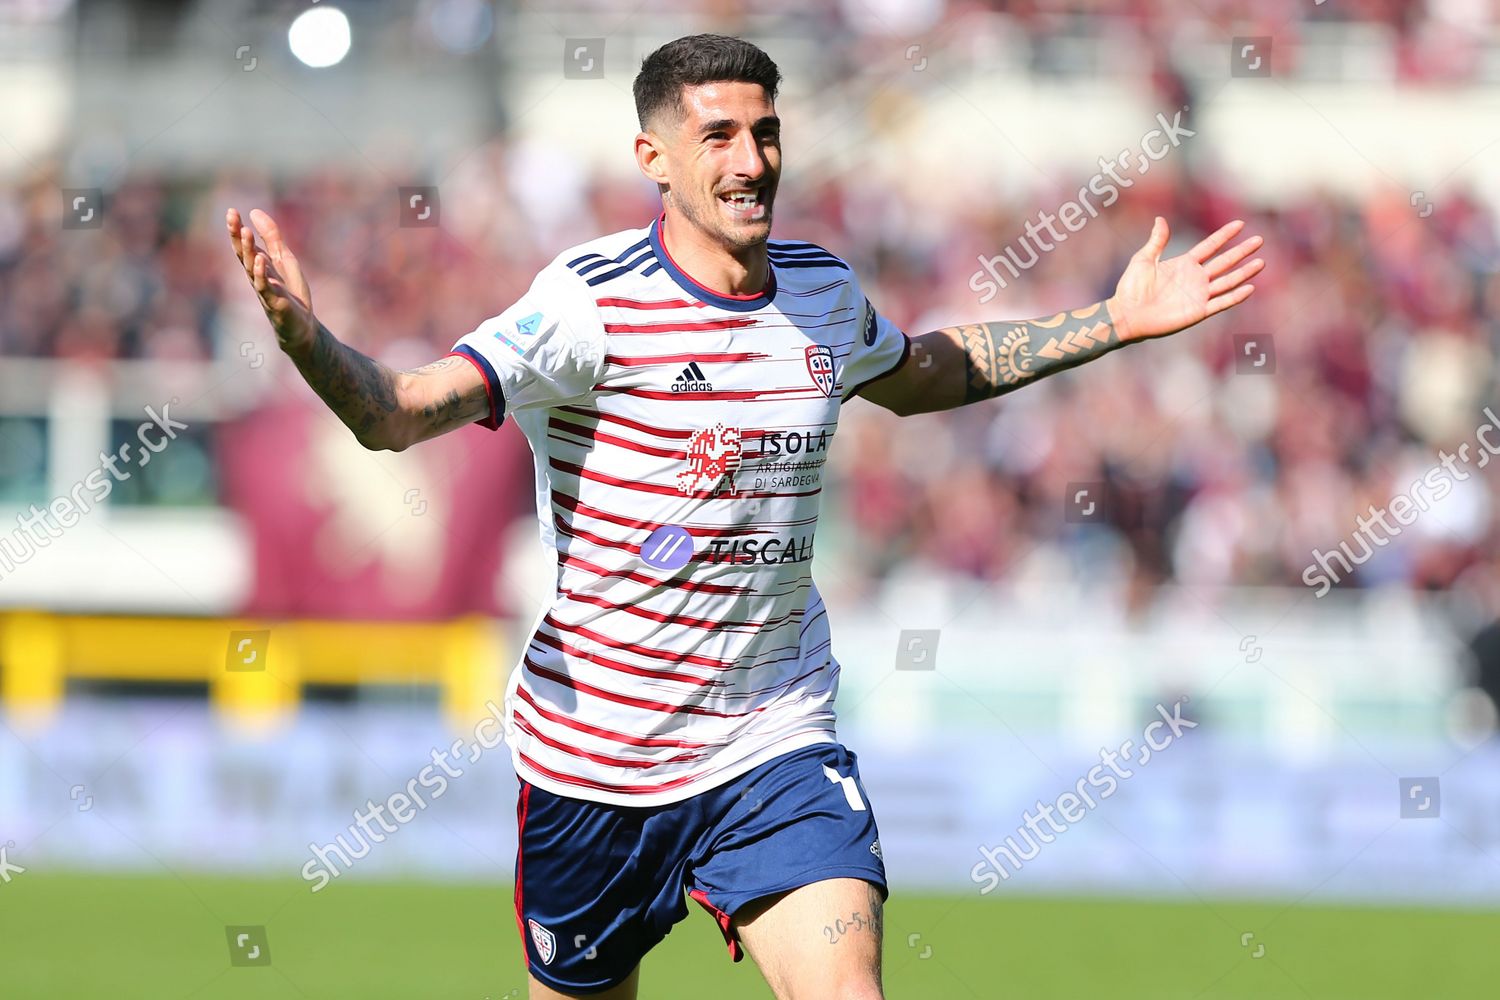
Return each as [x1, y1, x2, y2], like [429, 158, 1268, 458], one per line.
[672, 361, 714, 393]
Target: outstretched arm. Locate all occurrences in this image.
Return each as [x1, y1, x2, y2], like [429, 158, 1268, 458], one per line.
[226, 207, 490, 451]
[857, 218, 1264, 416]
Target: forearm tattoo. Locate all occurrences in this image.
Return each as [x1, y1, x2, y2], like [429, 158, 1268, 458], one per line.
[287, 329, 487, 445]
[949, 301, 1122, 404]
[404, 356, 487, 434]
[290, 321, 399, 441]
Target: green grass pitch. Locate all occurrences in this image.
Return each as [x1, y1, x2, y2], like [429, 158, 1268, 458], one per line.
[1, 873, 1495, 997]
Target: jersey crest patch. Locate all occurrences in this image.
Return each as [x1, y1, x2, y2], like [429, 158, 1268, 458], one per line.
[805, 344, 835, 397]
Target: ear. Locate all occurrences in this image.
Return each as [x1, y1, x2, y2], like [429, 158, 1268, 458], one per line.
[635, 130, 671, 187]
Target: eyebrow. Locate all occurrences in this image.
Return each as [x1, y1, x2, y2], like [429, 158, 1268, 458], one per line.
[697, 116, 781, 136]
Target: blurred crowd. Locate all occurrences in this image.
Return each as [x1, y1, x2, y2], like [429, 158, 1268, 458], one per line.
[3, 0, 1500, 619]
[4, 144, 1499, 617]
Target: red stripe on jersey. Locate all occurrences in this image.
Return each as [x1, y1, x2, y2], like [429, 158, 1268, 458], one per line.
[557, 406, 693, 440]
[530, 628, 722, 687]
[514, 685, 718, 749]
[517, 750, 710, 794]
[551, 493, 657, 532]
[558, 552, 754, 596]
[595, 296, 703, 310]
[551, 457, 823, 502]
[560, 587, 774, 632]
[548, 418, 683, 459]
[555, 493, 790, 538]
[524, 656, 737, 717]
[604, 318, 759, 334]
[543, 611, 735, 670]
[604, 351, 770, 366]
[510, 712, 703, 768]
[553, 514, 633, 552]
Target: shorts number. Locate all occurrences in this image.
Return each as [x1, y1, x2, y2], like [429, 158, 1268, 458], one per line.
[823, 765, 867, 812]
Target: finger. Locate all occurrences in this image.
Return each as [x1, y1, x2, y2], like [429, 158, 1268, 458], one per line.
[227, 209, 246, 263]
[1206, 283, 1255, 317]
[1135, 216, 1170, 262]
[252, 250, 268, 294]
[1204, 235, 1263, 280]
[1208, 258, 1265, 297]
[249, 208, 292, 260]
[240, 225, 257, 278]
[1188, 219, 1246, 264]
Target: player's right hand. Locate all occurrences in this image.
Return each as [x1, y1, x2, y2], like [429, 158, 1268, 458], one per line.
[226, 207, 316, 354]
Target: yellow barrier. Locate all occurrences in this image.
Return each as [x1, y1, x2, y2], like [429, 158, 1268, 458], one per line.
[0, 612, 506, 732]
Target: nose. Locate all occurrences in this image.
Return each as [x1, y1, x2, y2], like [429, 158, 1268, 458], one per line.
[728, 131, 766, 182]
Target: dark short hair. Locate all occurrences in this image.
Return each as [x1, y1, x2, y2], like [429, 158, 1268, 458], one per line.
[633, 34, 782, 130]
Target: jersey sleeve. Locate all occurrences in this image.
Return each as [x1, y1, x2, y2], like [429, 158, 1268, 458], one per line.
[841, 275, 911, 403]
[449, 263, 606, 429]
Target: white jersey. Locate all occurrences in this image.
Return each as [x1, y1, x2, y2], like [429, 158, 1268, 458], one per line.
[451, 213, 909, 805]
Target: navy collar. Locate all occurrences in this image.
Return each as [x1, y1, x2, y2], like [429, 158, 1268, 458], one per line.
[648, 213, 776, 313]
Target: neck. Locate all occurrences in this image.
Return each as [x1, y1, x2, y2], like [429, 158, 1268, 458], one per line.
[659, 204, 769, 297]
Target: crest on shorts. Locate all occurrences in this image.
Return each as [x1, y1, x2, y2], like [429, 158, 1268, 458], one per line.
[805, 344, 835, 397]
[528, 919, 557, 966]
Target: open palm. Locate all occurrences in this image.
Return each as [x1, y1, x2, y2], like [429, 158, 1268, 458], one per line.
[226, 207, 317, 351]
[1109, 217, 1264, 342]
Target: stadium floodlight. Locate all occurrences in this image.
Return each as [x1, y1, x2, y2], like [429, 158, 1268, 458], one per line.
[288, 6, 352, 69]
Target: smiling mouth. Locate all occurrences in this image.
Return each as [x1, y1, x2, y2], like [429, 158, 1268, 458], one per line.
[718, 187, 768, 220]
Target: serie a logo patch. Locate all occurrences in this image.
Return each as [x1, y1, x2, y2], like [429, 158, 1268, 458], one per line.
[528, 918, 557, 965]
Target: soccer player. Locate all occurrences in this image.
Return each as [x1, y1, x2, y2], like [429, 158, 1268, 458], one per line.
[226, 33, 1262, 1000]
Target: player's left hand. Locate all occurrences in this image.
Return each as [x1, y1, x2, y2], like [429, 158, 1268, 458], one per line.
[1105, 217, 1263, 342]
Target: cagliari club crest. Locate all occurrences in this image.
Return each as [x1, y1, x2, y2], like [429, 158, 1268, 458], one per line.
[528, 919, 557, 965]
[805, 344, 835, 397]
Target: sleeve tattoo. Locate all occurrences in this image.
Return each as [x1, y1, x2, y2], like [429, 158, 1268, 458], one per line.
[294, 321, 400, 441]
[289, 325, 487, 446]
[947, 301, 1123, 404]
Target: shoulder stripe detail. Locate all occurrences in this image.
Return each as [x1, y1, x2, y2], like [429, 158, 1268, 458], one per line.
[779, 278, 849, 297]
[585, 247, 659, 287]
[767, 247, 839, 259]
[567, 236, 650, 273]
[771, 258, 850, 271]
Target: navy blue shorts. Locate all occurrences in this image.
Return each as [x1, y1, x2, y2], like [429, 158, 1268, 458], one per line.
[512, 741, 887, 994]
